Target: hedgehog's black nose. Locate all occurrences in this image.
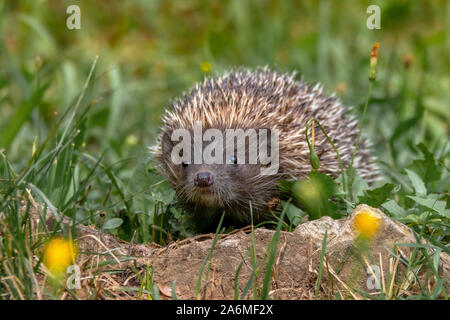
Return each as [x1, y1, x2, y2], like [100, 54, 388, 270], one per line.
[194, 171, 214, 188]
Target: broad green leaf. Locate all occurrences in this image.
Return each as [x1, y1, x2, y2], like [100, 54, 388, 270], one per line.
[405, 169, 427, 195]
[281, 200, 307, 226]
[377, 160, 414, 193]
[407, 195, 450, 218]
[410, 143, 442, 182]
[381, 199, 406, 217]
[291, 171, 339, 219]
[358, 183, 395, 207]
[102, 218, 124, 230]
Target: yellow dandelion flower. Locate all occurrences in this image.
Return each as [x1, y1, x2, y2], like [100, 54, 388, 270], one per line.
[353, 209, 381, 239]
[43, 237, 78, 275]
[200, 61, 212, 73]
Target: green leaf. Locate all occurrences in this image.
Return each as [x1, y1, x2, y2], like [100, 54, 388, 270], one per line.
[336, 167, 369, 203]
[404, 214, 420, 224]
[281, 200, 307, 227]
[381, 199, 406, 217]
[278, 180, 296, 194]
[102, 218, 124, 230]
[291, 171, 339, 219]
[410, 143, 442, 182]
[358, 183, 395, 207]
[405, 169, 427, 196]
[347, 167, 369, 202]
[389, 116, 421, 155]
[377, 160, 414, 193]
[407, 195, 450, 218]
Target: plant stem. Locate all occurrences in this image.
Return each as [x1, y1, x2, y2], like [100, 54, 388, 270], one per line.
[305, 118, 346, 193]
[351, 81, 374, 168]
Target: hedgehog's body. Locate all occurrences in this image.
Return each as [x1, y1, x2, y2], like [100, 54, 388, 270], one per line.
[154, 68, 377, 230]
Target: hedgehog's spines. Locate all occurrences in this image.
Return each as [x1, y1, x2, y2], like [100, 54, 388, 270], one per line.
[153, 68, 378, 227]
[157, 67, 377, 179]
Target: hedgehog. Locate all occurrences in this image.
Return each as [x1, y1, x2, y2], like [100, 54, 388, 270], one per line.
[153, 68, 377, 231]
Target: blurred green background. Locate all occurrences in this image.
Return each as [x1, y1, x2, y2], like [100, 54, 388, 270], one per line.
[0, 0, 449, 241]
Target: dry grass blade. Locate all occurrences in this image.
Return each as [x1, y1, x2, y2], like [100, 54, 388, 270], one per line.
[324, 257, 361, 300]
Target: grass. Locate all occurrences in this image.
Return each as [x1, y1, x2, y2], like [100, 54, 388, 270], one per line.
[0, 0, 449, 299]
[195, 212, 224, 299]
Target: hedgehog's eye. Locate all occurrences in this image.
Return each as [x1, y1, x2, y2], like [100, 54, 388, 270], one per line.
[230, 156, 238, 165]
[182, 161, 189, 168]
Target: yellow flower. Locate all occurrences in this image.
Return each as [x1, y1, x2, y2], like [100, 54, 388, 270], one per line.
[200, 61, 212, 73]
[353, 209, 380, 239]
[43, 237, 78, 275]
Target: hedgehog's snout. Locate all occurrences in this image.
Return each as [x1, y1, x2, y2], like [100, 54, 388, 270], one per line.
[194, 171, 214, 188]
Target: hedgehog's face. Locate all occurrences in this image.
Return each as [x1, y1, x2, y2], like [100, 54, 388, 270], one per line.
[176, 161, 263, 209]
[157, 129, 279, 213]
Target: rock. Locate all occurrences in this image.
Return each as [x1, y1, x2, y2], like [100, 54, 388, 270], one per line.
[128, 204, 449, 299]
[29, 194, 449, 299]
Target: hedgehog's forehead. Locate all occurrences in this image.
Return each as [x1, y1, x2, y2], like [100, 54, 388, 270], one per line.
[166, 99, 269, 129]
[164, 107, 262, 130]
